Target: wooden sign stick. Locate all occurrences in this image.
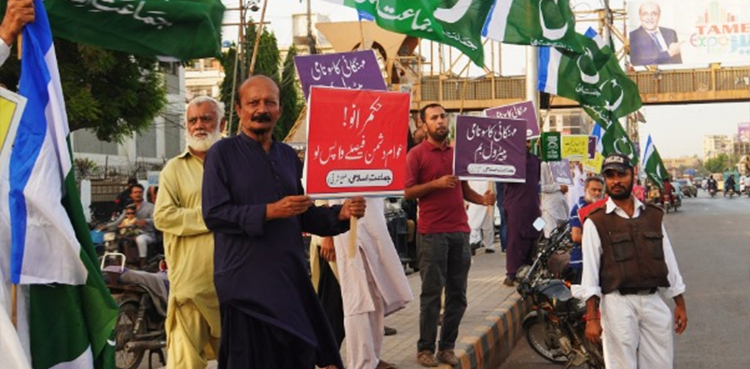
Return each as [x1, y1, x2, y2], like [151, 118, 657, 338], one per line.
[348, 217, 357, 259]
[487, 181, 495, 219]
[11, 284, 18, 328]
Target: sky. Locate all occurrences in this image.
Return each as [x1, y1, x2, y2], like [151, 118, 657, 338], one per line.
[219, 0, 750, 159]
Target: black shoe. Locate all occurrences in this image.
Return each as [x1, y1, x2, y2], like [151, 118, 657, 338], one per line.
[485, 249, 495, 254]
[384, 326, 397, 336]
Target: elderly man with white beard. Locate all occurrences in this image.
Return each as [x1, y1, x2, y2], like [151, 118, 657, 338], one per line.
[154, 96, 226, 369]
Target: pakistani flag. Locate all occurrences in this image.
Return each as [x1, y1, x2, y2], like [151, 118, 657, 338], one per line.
[642, 134, 668, 190]
[584, 106, 639, 164]
[483, 0, 582, 53]
[538, 28, 642, 119]
[3, 1, 118, 367]
[321, 0, 493, 66]
[0, 0, 225, 61]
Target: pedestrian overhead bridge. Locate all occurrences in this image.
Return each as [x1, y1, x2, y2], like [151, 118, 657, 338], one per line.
[314, 22, 750, 112]
[403, 65, 750, 111]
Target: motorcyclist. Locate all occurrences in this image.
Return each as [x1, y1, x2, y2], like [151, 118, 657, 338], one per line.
[662, 177, 677, 205]
[707, 176, 718, 192]
[725, 175, 736, 196]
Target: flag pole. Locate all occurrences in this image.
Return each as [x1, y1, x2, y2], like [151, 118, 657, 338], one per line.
[487, 181, 495, 219]
[358, 20, 365, 51]
[11, 284, 17, 328]
[16, 35, 22, 60]
[248, 0, 268, 76]
[527, 45, 546, 152]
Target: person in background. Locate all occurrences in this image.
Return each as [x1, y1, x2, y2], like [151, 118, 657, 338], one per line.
[495, 182, 508, 253]
[502, 140, 541, 286]
[724, 175, 736, 195]
[540, 161, 569, 239]
[405, 103, 495, 367]
[632, 178, 646, 203]
[566, 177, 604, 284]
[154, 96, 225, 369]
[321, 197, 413, 369]
[106, 184, 155, 268]
[114, 178, 139, 214]
[466, 180, 496, 254]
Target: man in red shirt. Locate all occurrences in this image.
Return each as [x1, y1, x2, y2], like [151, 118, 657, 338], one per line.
[405, 103, 496, 367]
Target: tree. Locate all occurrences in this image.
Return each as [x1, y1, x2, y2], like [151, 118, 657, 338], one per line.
[0, 39, 167, 143]
[704, 153, 729, 173]
[277, 45, 304, 140]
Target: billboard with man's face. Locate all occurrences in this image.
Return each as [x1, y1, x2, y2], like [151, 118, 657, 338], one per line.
[739, 123, 750, 143]
[627, 0, 750, 66]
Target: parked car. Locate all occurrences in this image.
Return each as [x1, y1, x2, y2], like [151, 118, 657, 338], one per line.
[675, 179, 697, 197]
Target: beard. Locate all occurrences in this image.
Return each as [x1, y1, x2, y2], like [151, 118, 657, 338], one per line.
[606, 180, 633, 200]
[186, 126, 222, 152]
[584, 193, 602, 203]
[427, 128, 448, 142]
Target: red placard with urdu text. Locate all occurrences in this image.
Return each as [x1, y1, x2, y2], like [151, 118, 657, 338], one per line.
[304, 86, 410, 198]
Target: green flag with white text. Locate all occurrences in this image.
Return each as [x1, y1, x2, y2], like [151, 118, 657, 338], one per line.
[584, 107, 639, 164]
[3, 0, 226, 61]
[538, 28, 642, 119]
[482, 0, 582, 53]
[322, 0, 493, 67]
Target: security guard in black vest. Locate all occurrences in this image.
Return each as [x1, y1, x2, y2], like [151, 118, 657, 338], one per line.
[575, 153, 687, 368]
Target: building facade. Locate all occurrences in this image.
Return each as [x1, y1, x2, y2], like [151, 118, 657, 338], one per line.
[703, 135, 733, 162]
[71, 64, 186, 176]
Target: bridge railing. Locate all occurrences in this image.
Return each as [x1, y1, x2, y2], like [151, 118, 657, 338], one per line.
[410, 66, 750, 109]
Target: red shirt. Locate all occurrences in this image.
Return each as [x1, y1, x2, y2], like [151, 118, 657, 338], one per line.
[405, 140, 470, 234]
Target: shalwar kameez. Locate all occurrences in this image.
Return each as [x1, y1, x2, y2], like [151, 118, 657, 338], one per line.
[503, 152, 541, 279]
[202, 135, 348, 369]
[154, 150, 221, 369]
[329, 198, 413, 369]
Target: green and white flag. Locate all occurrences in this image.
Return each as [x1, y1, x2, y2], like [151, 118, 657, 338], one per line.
[0, 0, 226, 61]
[482, 0, 582, 53]
[642, 134, 668, 190]
[1, 2, 118, 367]
[584, 107, 639, 164]
[321, 0, 493, 66]
[538, 28, 642, 119]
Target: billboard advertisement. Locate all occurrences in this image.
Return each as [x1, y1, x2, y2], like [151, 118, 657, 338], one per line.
[739, 122, 750, 143]
[627, 0, 750, 66]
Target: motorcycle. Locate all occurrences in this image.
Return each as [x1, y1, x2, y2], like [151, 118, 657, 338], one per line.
[709, 187, 717, 198]
[101, 253, 168, 369]
[661, 192, 680, 213]
[516, 223, 605, 369]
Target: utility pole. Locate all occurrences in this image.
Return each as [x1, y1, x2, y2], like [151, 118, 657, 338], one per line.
[306, 0, 318, 54]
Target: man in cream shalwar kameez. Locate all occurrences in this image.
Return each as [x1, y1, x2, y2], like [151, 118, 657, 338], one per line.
[540, 162, 570, 238]
[326, 197, 413, 369]
[466, 181, 495, 252]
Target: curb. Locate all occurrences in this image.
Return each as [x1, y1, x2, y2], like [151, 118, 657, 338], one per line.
[453, 295, 531, 369]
